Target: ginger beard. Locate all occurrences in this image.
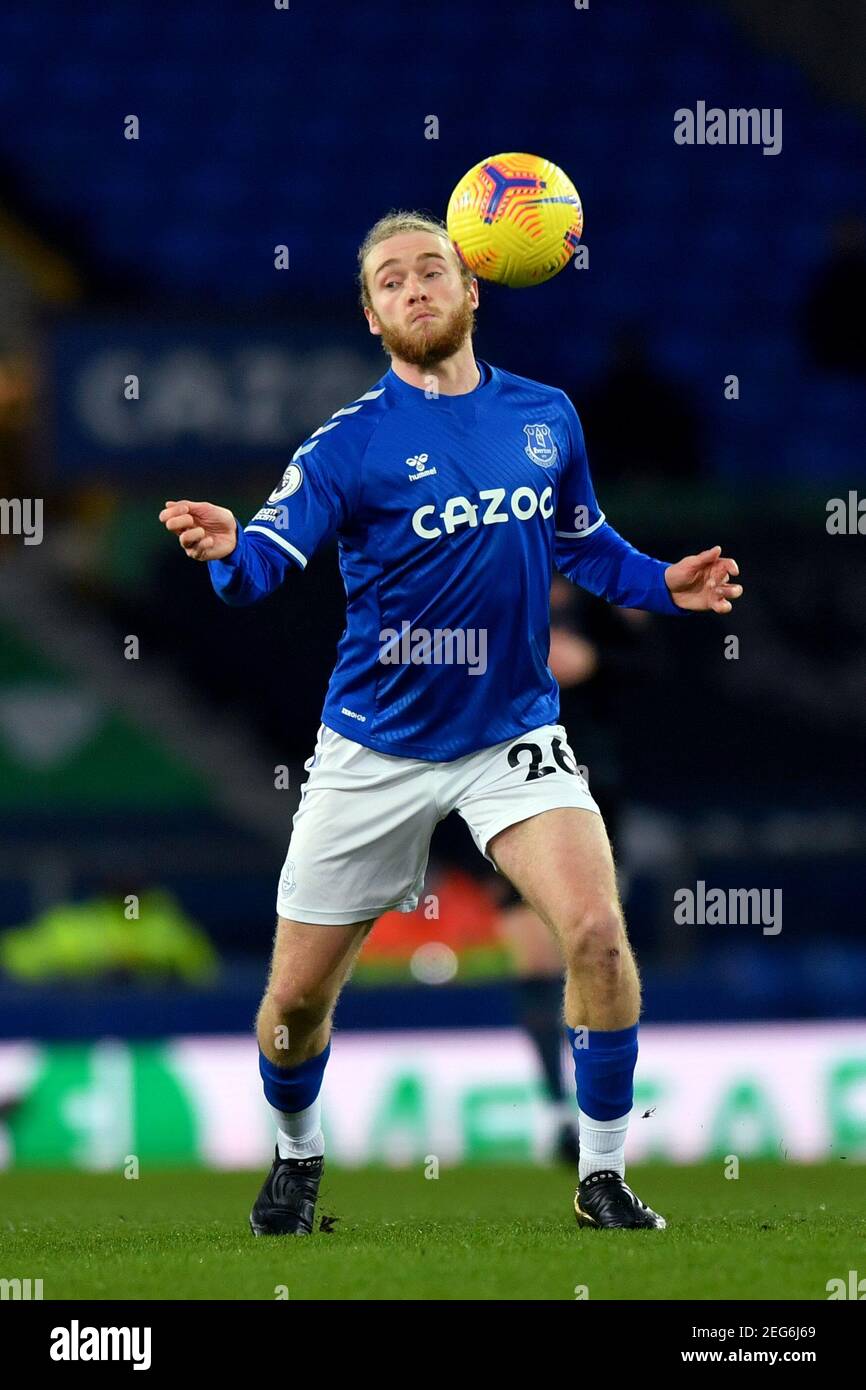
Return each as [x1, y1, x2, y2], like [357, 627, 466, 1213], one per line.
[372, 290, 476, 370]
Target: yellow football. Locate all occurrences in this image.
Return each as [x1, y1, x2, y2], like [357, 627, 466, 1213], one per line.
[446, 152, 583, 288]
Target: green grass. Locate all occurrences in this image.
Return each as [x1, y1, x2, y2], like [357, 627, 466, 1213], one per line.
[1, 1162, 864, 1300]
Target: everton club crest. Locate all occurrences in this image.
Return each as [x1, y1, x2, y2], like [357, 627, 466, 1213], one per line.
[280, 860, 297, 898]
[523, 423, 558, 468]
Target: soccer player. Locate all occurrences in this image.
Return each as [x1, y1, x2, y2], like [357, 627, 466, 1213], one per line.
[159, 211, 742, 1233]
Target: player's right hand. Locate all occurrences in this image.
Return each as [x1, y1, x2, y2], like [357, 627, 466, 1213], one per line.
[158, 500, 238, 561]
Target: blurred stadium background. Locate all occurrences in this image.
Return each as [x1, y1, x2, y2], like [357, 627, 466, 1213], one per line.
[0, 0, 864, 1175]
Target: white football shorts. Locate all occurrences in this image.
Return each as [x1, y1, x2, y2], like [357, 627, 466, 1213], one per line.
[275, 721, 600, 925]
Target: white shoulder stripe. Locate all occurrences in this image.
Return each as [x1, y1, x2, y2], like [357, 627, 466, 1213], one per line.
[288, 385, 385, 460]
[555, 511, 607, 539]
[291, 439, 321, 460]
[331, 387, 386, 418]
[245, 526, 308, 569]
[291, 419, 339, 458]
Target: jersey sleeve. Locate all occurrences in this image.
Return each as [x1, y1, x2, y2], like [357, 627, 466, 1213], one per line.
[554, 393, 606, 542]
[553, 392, 685, 616]
[245, 411, 369, 570]
[209, 402, 373, 606]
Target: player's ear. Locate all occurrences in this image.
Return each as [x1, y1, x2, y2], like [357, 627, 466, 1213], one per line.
[364, 305, 382, 337]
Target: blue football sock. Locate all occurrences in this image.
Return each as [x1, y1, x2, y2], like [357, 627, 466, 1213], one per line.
[566, 1023, 638, 1120]
[258, 1040, 331, 1112]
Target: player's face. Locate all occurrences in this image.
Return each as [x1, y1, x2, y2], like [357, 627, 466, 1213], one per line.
[364, 232, 478, 369]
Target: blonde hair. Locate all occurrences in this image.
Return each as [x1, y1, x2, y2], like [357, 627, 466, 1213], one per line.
[357, 209, 473, 309]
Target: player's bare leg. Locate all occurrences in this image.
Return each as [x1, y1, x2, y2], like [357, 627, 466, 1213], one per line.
[250, 915, 373, 1236]
[489, 808, 640, 1029]
[256, 915, 374, 1065]
[488, 808, 665, 1229]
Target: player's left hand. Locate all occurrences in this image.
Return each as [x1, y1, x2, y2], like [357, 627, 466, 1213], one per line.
[664, 546, 743, 614]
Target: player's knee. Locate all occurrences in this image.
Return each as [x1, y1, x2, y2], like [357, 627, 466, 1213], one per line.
[560, 903, 625, 972]
[267, 977, 334, 1029]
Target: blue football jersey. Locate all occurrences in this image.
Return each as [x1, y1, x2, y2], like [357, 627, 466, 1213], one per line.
[210, 358, 682, 760]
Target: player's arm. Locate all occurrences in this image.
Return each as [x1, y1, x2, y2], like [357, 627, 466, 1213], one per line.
[556, 518, 683, 615]
[158, 499, 292, 606]
[553, 397, 742, 615]
[158, 410, 367, 606]
[557, 522, 741, 616]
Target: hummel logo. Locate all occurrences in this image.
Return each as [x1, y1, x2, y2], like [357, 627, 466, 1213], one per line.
[405, 452, 437, 481]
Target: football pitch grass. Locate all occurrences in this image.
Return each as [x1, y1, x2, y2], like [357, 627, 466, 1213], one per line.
[2, 1161, 864, 1301]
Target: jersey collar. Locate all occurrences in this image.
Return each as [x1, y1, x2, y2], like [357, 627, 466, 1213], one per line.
[385, 358, 499, 408]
